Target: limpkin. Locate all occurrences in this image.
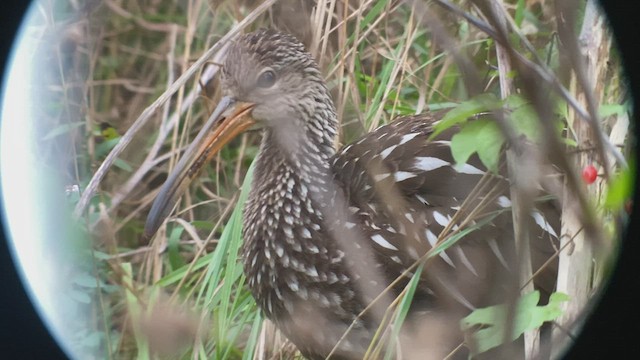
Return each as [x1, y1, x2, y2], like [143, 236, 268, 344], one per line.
[145, 29, 559, 359]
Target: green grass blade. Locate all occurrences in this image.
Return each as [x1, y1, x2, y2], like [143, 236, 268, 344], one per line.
[122, 263, 150, 360]
[195, 160, 258, 359]
[383, 264, 424, 360]
[242, 312, 264, 360]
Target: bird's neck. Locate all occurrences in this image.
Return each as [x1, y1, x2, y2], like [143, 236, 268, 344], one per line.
[257, 89, 339, 182]
[244, 89, 340, 256]
[242, 97, 342, 312]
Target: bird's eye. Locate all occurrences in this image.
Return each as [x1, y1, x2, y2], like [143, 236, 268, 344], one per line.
[256, 69, 276, 88]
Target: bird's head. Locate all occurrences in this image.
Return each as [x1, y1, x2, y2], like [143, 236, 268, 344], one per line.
[221, 29, 327, 128]
[143, 29, 334, 240]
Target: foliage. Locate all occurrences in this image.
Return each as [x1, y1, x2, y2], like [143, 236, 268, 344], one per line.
[605, 161, 635, 211]
[461, 291, 570, 356]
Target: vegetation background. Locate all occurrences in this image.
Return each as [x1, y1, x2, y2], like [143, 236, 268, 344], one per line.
[30, 0, 631, 358]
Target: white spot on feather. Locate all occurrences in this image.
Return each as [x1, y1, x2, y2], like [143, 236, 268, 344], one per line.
[414, 157, 450, 171]
[455, 247, 478, 277]
[281, 254, 289, 267]
[488, 238, 509, 268]
[327, 272, 339, 284]
[457, 163, 485, 175]
[371, 234, 398, 251]
[306, 265, 319, 278]
[433, 211, 449, 227]
[437, 278, 475, 310]
[381, 145, 398, 159]
[425, 230, 454, 267]
[416, 194, 429, 205]
[405, 213, 414, 223]
[399, 133, 420, 145]
[497, 196, 511, 208]
[394, 171, 416, 182]
[298, 286, 309, 300]
[439, 251, 455, 267]
[531, 211, 558, 238]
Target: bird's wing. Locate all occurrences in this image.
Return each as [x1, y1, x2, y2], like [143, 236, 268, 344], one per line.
[331, 114, 560, 310]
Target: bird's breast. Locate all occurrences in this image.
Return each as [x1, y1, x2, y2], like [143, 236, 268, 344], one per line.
[240, 169, 361, 319]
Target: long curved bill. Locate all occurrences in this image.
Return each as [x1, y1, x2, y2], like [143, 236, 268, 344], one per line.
[144, 96, 255, 240]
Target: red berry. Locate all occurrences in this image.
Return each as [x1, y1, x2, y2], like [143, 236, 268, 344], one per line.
[582, 165, 597, 184]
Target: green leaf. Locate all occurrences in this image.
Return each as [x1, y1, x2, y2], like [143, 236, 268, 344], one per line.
[514, 0, 526, 26]
[450, 119, 504, 173]
[504, 94, 527, 109]
[504, 94, 543, 141]
[156, 252, 214, 286]
[599, 104, 625, 118]
[360, 0, 387, 31]
[68, 289, 92, 304]
[79, 331, 102, 348]
[191, 220, 215, 231]
[450, 121, 488, 166]
[43, 121, 85, 140]
[605, 165, 634, 210]
[426, 102, 458, 111]
[95, 137, 121, 158]
[510, 103, 540, 140]
[431, 93, 501, 139]
[461, 291, 569, 356]
[554, 100, 569, 119]
[113, 158, 133, 172]
[73, 272, 99, 288]
[167, 226, 185, 270]
[92, 250, 111, 260]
